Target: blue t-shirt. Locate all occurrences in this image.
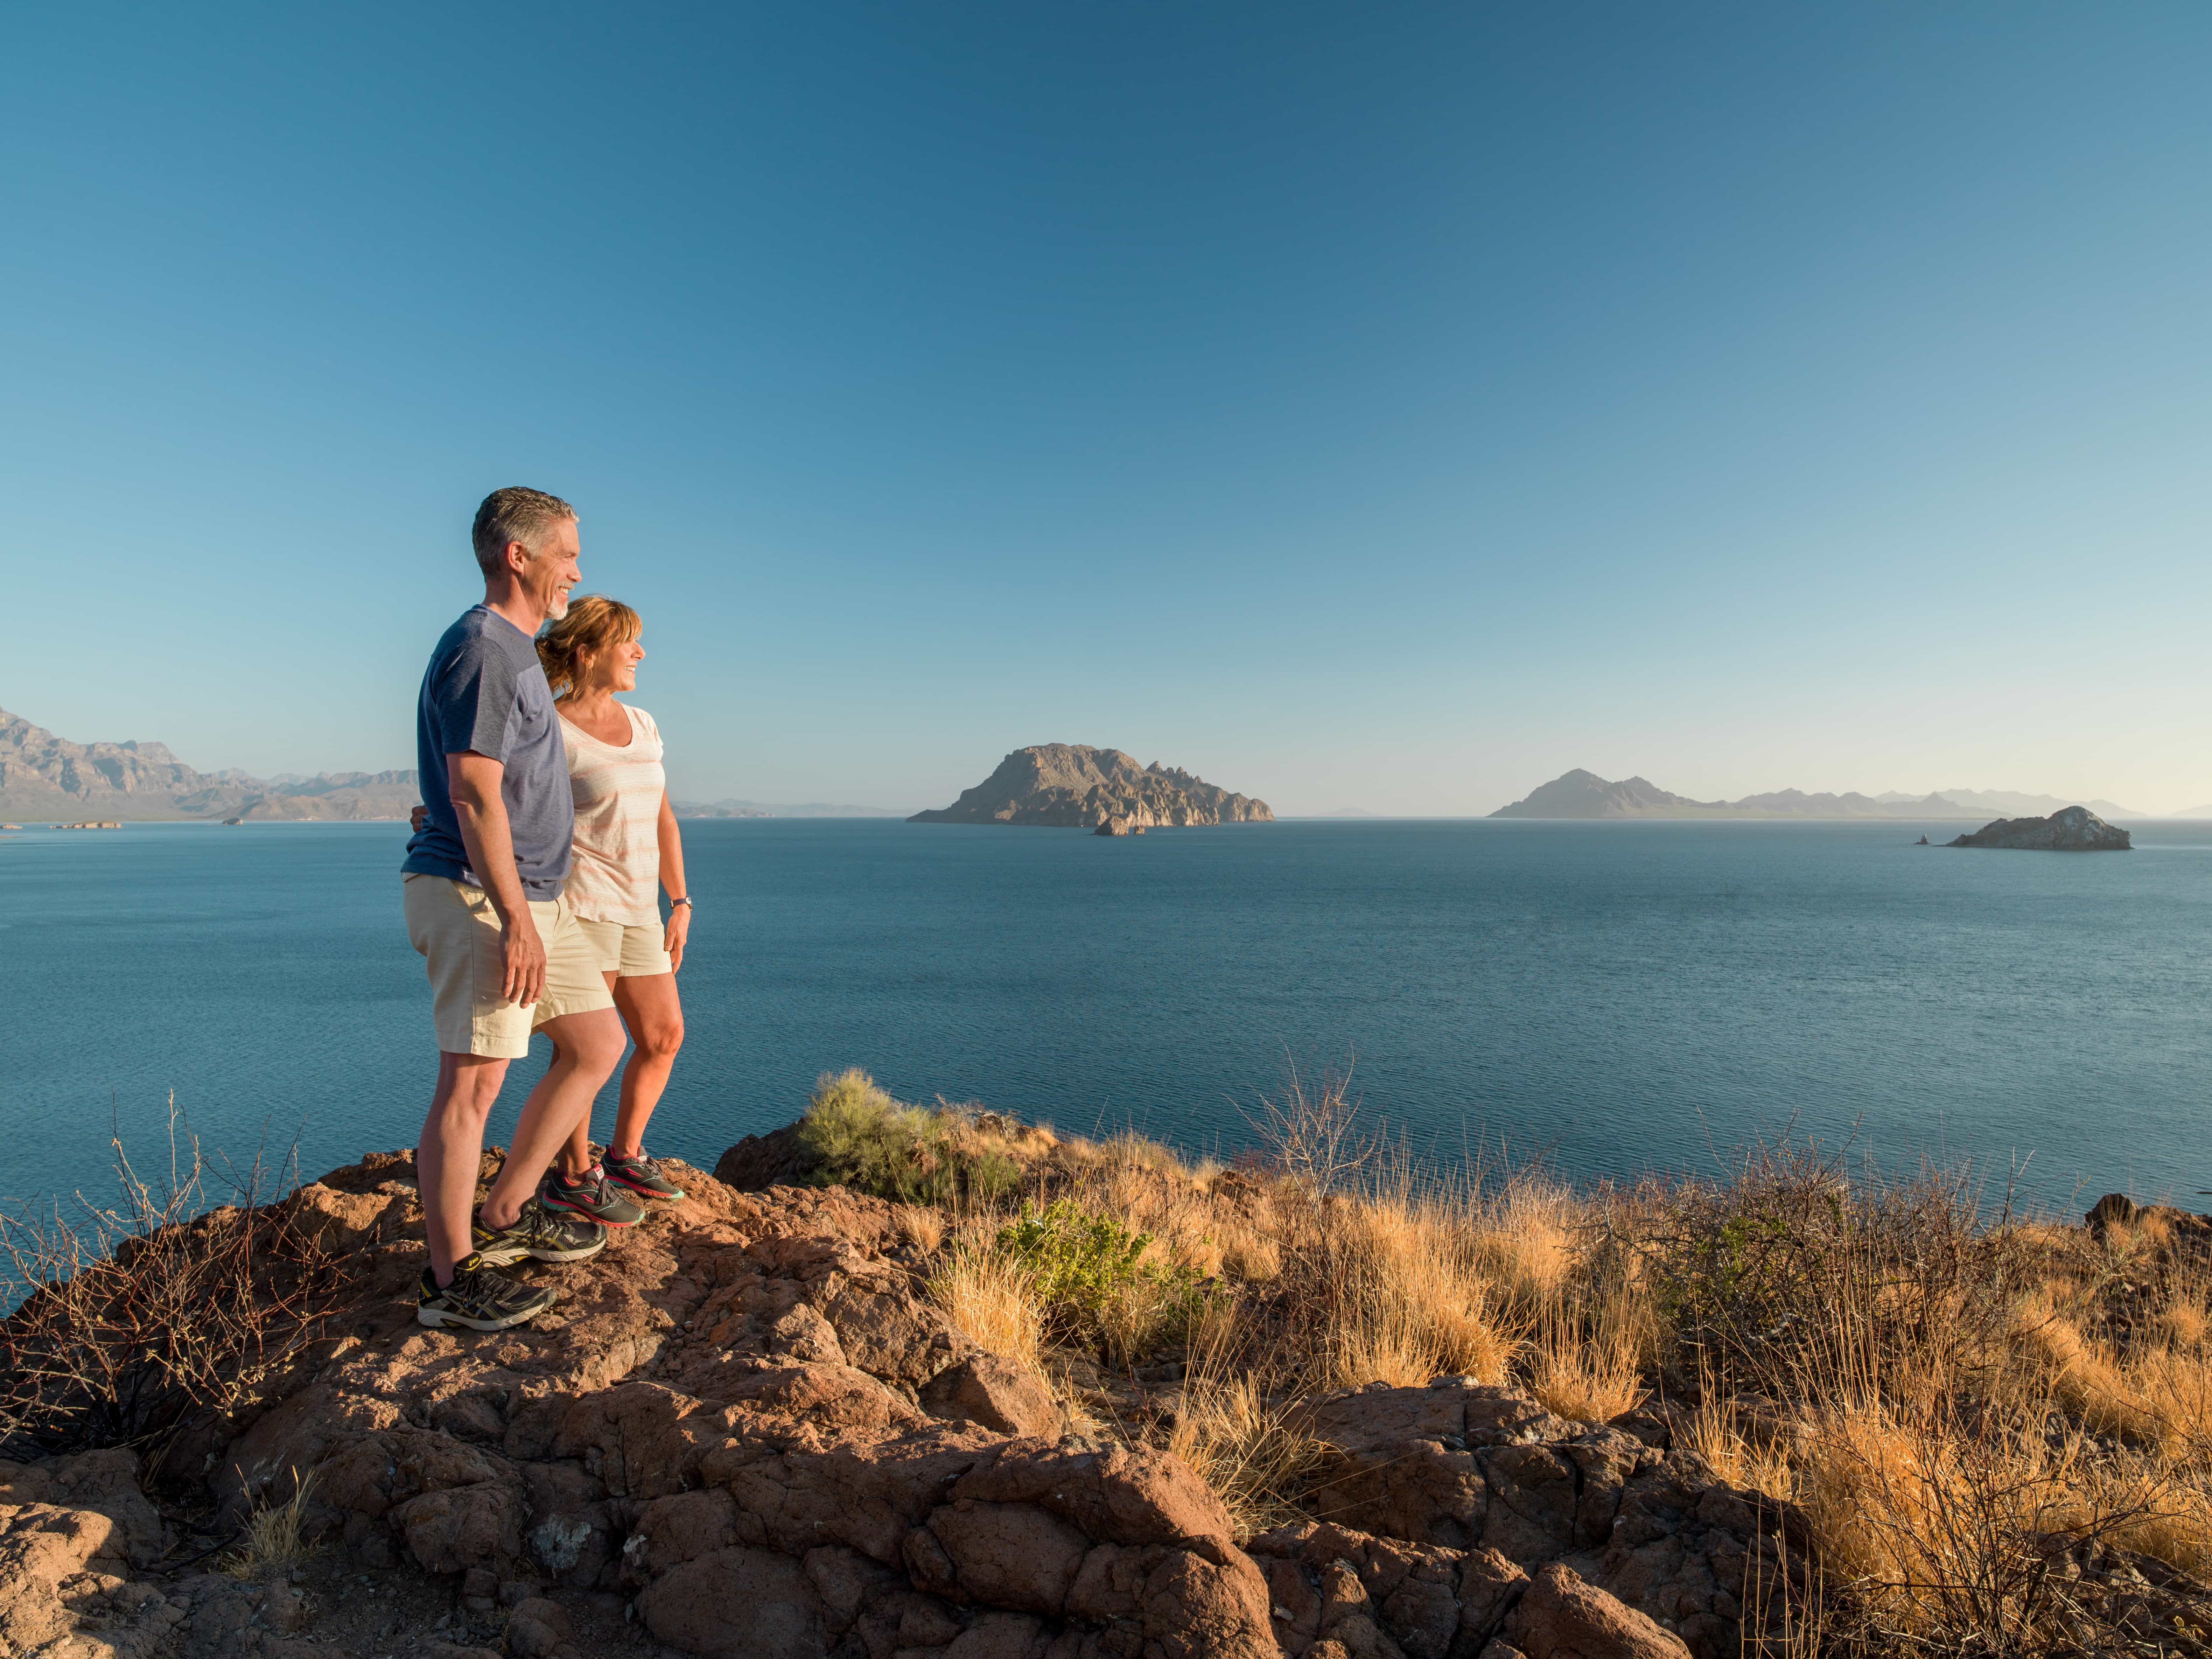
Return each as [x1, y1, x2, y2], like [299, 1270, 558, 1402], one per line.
[401, 606, 574, 901]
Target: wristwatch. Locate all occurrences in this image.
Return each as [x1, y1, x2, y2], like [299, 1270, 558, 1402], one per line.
[670, 897, 693, 909]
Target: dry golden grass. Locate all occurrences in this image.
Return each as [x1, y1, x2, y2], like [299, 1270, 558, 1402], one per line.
[1098, 1272, 1193, 1368]
[1522, 1300, 1650, 1425]
[1466, 1178, 1578, 1318]
[1682, 1385, 1799, 1506]
[1167, 1370, 1328, 1540]
[927, 1244, 1044, 1378]
[859, 1084, 2212, 1653]
[225, 1470, 316, 1578]
[2009, 1284, 2151, 1440]
[2156, 1293, 2210, 1354]
[1092, 1157, 1225, 1279]
[891, 1204, 945, 1254]
[1792, 1389, 2142, 1651]
[1164, 1298, 1330, 1539]
[1302, 1196, 1518, 1390]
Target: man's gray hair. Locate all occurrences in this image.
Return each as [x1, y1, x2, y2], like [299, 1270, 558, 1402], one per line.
[471, 486, 577, 578]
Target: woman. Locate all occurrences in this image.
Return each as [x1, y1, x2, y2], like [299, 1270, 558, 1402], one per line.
[532, 594, 692, 1219]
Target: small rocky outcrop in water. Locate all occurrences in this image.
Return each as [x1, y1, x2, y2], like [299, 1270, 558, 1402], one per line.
[1947, 805, 2131, 851]
[910, 744, 1272, 829]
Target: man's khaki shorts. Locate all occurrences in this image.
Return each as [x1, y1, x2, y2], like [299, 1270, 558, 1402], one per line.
[575, 917, 676, 979]
[403, 875, 617, 1059]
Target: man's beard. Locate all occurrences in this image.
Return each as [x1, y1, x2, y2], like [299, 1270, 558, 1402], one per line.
[545, 590, 571, 621]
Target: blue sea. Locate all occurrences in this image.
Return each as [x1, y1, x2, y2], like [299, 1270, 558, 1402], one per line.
[2, 817, 2207, 1221]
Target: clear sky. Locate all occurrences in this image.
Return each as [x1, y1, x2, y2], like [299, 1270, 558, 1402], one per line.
[5, 3, 2210, 814]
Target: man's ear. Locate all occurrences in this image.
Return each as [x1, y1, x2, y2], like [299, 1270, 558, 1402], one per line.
[504, 540, 533, 577]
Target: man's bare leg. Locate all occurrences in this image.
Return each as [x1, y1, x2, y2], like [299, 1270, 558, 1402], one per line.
[419, 1052, 510, 1286]
[481, 1007, 627, 1230]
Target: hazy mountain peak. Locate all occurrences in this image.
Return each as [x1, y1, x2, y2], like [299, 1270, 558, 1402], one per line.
[1491, 770, 2146, 821]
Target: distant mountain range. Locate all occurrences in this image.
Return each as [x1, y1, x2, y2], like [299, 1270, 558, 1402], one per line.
[0, 706, 418, 821]
[1491, 769, 2147, 821]
[674, 799, 902, 819]
[0, 705, 908, 824]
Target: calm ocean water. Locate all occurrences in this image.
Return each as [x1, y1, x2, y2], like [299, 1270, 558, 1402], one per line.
[2, 817, 2207, 1219]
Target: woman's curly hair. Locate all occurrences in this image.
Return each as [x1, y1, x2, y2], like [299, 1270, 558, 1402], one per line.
[537, 595, 642, 698]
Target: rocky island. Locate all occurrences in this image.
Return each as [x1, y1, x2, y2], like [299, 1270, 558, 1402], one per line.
[1947, 804, 2132, 851]
[911, 744, 1272, 829]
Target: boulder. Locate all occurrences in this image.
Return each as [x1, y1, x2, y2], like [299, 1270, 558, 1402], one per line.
[713, 1123, 819, 1192]
[1505, 1562, 1692, 1659]
[922, 1356, 1066, 1439]
[0, 1498, 140, 1652]
[0, 1448, 167, 1566]
[1298, 1380, 1803, 1658]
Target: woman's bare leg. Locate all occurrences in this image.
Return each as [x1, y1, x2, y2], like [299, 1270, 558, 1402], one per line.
[559, 970, 623, 1175]
[607, 972, 684, 1159]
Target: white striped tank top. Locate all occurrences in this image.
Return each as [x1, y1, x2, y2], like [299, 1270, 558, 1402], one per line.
[557, 704, 666, 925]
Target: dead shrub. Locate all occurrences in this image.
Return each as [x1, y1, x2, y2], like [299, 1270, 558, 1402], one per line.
[1615, 1142, 2033, 1402]
[1237, 1058, 1372, 1197]
[0, 1105, 338, 1457]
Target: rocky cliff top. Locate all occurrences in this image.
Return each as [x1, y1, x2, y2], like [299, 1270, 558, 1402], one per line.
[0, 706, 418, 821]
[910, 744, 1272, 830]
[0, 1136, 1822, 1659]
[1947, 804, 2133, 851]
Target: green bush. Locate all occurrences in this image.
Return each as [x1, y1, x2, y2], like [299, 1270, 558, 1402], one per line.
[995, 1199, 1206, 1356]
[798, 1070, 957, 1204]
[797, 1071, 1032, 1208]
[967, 1151, 1022, 1206]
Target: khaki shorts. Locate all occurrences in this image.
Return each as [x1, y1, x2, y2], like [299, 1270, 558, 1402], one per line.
[576, 916, 675, 979]
[403, 875, 617, 1059]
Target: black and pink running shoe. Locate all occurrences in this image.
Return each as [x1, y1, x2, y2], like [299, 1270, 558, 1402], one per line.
[539, 1164, 646, 1227]
[602, 1149, 686, 1203]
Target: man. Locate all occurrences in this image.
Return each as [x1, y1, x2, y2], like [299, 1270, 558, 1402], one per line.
[401, 487, 634, 1331]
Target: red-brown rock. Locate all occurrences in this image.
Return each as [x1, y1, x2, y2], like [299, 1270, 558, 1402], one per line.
[1504, 1563, 1692, 1659]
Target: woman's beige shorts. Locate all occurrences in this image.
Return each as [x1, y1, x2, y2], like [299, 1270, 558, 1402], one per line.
[575, 916, 676, 979]
[403, 875, 616, 1059]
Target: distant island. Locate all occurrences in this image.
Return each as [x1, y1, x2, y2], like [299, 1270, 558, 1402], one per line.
[911, 744, 1273, 828]
[1491, 768, 2144, 821]
[1949, 806, 2132, 852]
[0, 707, 416, 822]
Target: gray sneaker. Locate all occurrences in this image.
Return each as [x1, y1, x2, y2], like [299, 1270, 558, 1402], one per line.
[602, 1149, 686, 1203]
[470, 1195, 606, 1265]
[540, 1164, 647, 1228]
[417, 1253, 558, 1331]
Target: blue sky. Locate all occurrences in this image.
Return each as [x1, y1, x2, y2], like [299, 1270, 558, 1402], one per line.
[5, 2, 2210, 813]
